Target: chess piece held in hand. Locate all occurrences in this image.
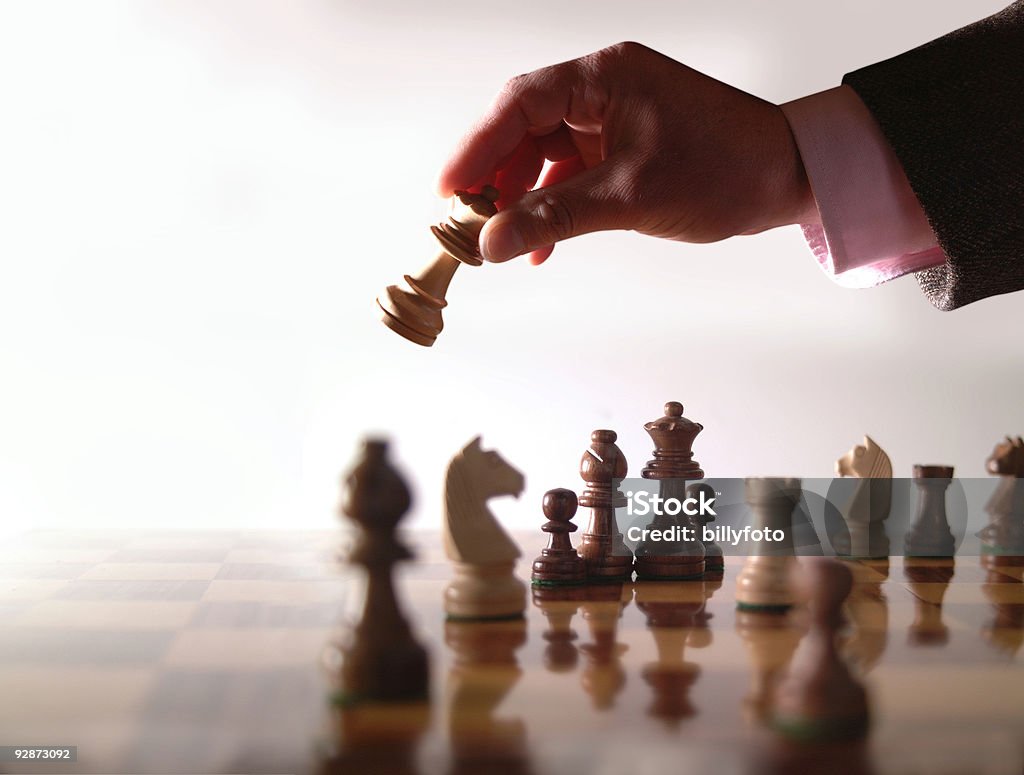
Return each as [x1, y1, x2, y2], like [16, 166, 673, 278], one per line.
[443, 436, 528, 621]
[326, 438, 429, 705]
[772, 559, 870, 741]
[377, 186, 499, 347]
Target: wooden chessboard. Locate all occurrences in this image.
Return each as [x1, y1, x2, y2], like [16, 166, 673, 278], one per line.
[1, 530, 1022, 775]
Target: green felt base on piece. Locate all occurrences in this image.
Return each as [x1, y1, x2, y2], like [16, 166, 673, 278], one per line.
[444, 611, 526, 623]
[735, 601, 792, 614]
[530, 578, 586, 588]
[771, 713, 869, 742]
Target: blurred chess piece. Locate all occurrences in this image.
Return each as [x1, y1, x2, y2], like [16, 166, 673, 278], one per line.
[772, 559, 870, 742]
[634, 581, 707, 726]
[981, 568, 1024, 656]
[578, 430, 634, 582]
[689, 482, 724, 578]
[318, 702, 430, 775]
[839, 562, 889, 674]
[445, 617, 531, 775]
[378, 187, 499, 347]
[736, 478, 802, 613]
[634, 402, 706, 580]
[324, 439, 429, 705]
[834, 435, 892, 559]
[443, 436, 527, 621]
[579, 584, 631, 710]
[979, 436, 1024, 568]
[735, 609, 803, 723]
[904, 559, 954, 646]
[903, 464, 956, 557]
[531, 488, 587, 586]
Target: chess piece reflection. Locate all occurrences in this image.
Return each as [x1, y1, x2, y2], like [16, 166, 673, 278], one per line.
[378, 187, 499, 347]
[735, 610, 803, 723]
[579, 584, 631, 710]
[325, 439, 428, 706]
[531, 488, 587, 586]
[443, 437, 527, 621]
[634, 402, 706, 581]
[635, 581, 707, 726]
[833, 435, 892, 559]
[772, 560, 870, 742]
[318, 702, 431, 775]
[445, 618, 532, 775]
[736, 478, 802, 613]
[903, 465, 956, 557]
[578, 430, 634, 582]
[979, 436, 1024, 568]
[904, 559, 954, 646]
[839, 562, 889, 674]
[981, 568, 1024, 656]
[531, 586, 584, 671]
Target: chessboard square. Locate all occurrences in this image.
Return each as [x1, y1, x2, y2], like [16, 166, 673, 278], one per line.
[107, 546, 233, 562]
[53, 579, 211, 601]
[189, 600, 342, 629]
[946, 583, 1024, 605]
[234, 530, 337, 550]
[79, 562, 222, 581]
[163, 629, 331, 669]
[0, 563, 95, 579]
[214, 563, 338, 581]
[0, 579, 70, 601]
[202, 579, 348, 604]
[139, 667, 322, 728]
[14, 600, 199, 630]
[0, 666, 156, 723]
[223, 548, 333, 565]
[0, 628, 176, 665]
[1, 547, 116, 564]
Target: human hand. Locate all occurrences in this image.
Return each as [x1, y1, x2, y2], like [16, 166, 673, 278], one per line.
[435, 42, 815, 265]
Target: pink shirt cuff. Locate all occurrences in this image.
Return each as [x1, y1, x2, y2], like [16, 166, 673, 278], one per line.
[781, 85, 945, 288]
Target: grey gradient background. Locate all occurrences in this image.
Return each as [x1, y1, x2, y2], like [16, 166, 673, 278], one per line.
[0, 0, 1019, 533]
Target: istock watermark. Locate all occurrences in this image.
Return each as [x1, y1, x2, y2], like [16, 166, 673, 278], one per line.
[605, 476, 1010, 558]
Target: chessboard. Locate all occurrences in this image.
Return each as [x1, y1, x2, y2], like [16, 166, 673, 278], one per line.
[1, 529, 1023, 775]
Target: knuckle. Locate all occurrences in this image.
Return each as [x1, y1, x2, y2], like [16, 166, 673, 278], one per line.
[530, 192, 576, 243]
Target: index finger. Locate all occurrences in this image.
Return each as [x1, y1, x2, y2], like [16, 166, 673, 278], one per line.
[434, 56, 597, 197]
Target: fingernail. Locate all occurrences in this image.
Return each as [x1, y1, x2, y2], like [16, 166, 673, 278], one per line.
[480, 222, 525, 263]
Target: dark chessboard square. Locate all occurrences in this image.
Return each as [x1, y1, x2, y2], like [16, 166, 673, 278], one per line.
[53, 579, 211, 601]
[214, 563, 337, 581]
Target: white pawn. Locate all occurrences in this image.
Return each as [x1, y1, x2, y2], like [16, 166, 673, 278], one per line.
[772, 559, 870, 741]
[736, 478, 800, 613]
[443, 437, 527, 621]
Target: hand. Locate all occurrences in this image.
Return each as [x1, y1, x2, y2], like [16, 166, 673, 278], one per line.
[436, 42, 815, 264]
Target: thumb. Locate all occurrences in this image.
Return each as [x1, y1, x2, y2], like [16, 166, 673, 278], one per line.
[479, 162, 632, 263]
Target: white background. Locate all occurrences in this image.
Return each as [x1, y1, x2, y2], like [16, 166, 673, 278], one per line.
[0, 0, 1019, 536]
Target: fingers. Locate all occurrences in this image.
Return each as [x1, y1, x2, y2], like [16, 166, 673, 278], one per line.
[434, 55, 603, 197]
[479, 157, 633, 263]
[524, 154, 587, 265]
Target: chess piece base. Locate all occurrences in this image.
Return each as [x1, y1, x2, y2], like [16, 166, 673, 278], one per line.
[444, 561, 526, 621]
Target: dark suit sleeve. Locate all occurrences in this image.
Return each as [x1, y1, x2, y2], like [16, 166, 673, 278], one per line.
[842, 1, 1024, 310]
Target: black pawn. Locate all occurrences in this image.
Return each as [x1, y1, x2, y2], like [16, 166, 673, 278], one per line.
[532, 488, 587, 586]
[687, 482, 724, 577]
